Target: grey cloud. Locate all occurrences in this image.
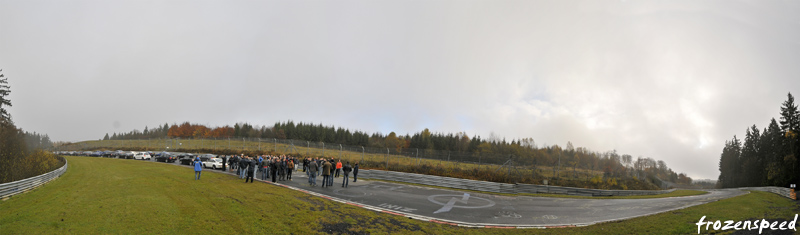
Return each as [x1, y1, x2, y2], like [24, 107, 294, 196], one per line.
[2, 0, 798, 180]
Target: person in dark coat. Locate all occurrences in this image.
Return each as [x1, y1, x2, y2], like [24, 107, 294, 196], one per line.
[342, 162, 352, 187]
[327, 158, 335, 186]
[353, 163, 358, 182]
[221, 155, 227, 171]
[239, 156, 247, 179]
[270, 158, 278, 183]
[321, 160, 332, 188]
[246, 157, 256, 183]
[302, 158, 308, 173]
[279, 158, 287, 181]
[260, 158, 269, 180]
[232, 156, 240, 175]
[317, 158, 323, 176]
[307, 159, 318, 186]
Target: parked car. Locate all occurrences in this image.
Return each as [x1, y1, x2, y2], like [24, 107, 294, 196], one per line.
[133, 152, 151, 160]
[121, 151, 135, 159]
[155, 152, 177, 163]
[203, 158, 224, 169]
[197, 154, 216, 161]
[177, 153, 197, 165]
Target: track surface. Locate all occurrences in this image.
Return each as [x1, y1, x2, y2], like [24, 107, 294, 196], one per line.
[170, 160, 746, 227]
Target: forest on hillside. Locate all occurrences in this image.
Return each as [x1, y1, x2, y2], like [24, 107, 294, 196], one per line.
[717, 93, 800, 188]
[0, 70, 62, 183]
[105, 121, 693, 186]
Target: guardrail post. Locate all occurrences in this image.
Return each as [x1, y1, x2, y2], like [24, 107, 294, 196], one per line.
[416, 148, 419, 166]
[361, 146, 364, 163]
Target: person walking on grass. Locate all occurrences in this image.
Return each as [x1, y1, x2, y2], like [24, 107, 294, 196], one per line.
[353, 162, 358, 182]
[342, 161, 352, 187]
[193, 157, 203, 180]
[321, 159, 332, 188]
[308, 158, 318, 186]
[335, 159, 342, 178]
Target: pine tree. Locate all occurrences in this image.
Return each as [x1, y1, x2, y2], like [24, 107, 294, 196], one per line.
[762, 119, 784, 186]
[718, 136, 741, 188]
[740, 125, 762, 187]
[778, 93, 799, 186]
[0, 70, 12, 122]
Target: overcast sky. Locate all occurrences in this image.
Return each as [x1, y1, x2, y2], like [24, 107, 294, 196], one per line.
[2, 0, 799, 180]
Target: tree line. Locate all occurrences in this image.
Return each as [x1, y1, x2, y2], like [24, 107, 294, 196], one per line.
[717, 93, 799, 188]
[0, 70, 63, 183]
[106, 122, 692, 186]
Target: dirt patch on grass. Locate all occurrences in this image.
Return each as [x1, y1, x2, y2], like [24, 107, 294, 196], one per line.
[320, 222, 367, 235]
[296, 195, 326, 211]
[225, 196, 243, 205]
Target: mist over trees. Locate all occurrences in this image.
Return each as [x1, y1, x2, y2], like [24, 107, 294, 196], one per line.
[717, 93, 799, 188]
[0, 70, 62, 183]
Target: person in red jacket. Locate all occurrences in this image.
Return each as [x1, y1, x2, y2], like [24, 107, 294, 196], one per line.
[335, 159, 342, 178]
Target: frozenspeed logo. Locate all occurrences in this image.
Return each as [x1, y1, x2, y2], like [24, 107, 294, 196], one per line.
[696, 214, 797, 234]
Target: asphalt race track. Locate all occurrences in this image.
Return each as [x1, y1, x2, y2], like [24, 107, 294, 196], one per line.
[283, 174, 745, 227]
[173, 161, 746, 227]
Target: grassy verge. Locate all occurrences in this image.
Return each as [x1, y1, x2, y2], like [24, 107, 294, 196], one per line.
[0, 156, 795, 234]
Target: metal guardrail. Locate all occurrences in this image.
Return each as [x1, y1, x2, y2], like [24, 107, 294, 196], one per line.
[0, 157, 68, 200]
[360, 169, 676, 196]
[738, 187, 796, 200]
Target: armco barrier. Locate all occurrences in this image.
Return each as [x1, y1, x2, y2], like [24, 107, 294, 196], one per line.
[360, 169, 675, 196]
[739, 187, 797, 200]
[0, 157, 68, 200]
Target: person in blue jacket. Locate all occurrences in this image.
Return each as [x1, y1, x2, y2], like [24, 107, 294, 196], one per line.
[194, 157, 203, 180]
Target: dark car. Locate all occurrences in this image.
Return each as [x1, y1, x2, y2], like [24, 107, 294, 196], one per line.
[102, 151, 114, 158]
[197, 154, 216, 162]
[121, 151, 134, 159]
[177, 153, 197, 165]
[155, 152, 177, 163]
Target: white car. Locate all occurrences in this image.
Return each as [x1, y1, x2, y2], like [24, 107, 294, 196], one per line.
[133, 152, 151, 160]
[203, 158, 223, 169]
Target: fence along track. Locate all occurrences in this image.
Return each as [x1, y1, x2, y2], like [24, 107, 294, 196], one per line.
[360, 169, 676, 196]
[0, 157, 68, 201]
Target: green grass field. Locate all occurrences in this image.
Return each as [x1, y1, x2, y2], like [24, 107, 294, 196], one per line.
[0, 156, 797, 234]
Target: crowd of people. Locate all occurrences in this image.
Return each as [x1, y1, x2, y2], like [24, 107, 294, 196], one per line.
[303, 157, 358, 188]
[193, 154, 359, 188]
